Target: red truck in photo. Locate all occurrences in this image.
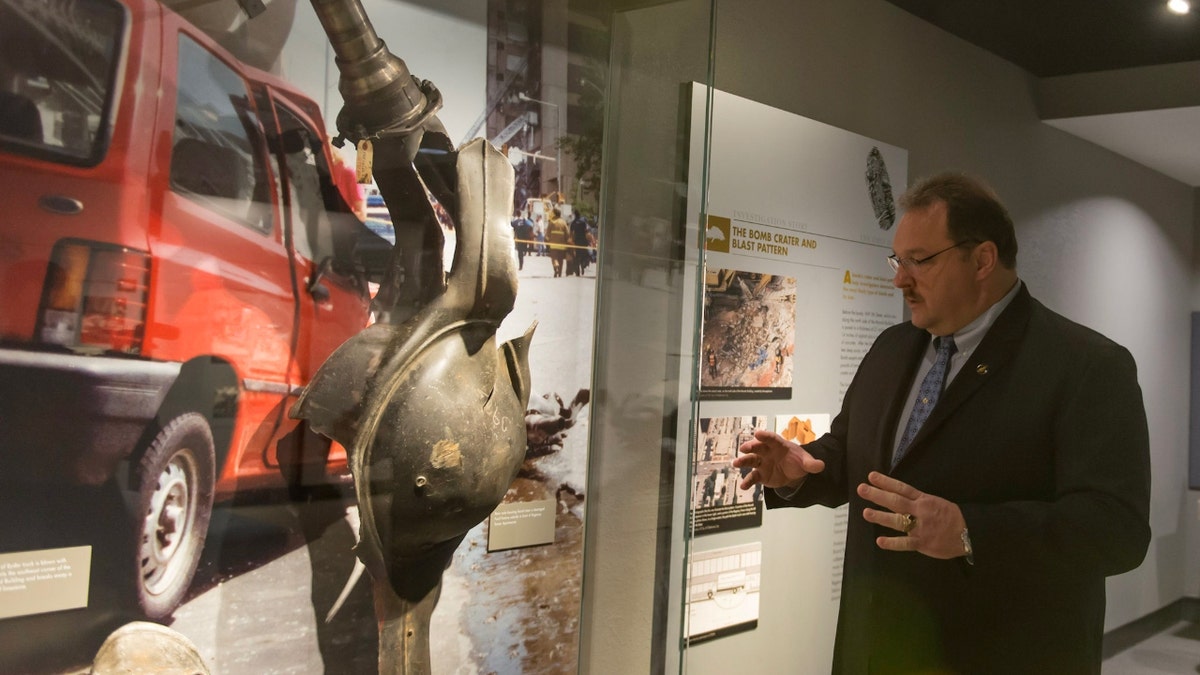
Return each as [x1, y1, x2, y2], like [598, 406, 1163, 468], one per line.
[0, 0, 382, 621]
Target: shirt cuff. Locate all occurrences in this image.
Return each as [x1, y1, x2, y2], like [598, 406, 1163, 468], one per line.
[773, 477, 807, 500]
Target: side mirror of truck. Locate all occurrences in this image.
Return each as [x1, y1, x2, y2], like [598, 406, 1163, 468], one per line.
[307, 257, 334, 302]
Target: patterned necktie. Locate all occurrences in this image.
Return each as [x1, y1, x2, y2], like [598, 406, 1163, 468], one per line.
[893, 336, 957, 466]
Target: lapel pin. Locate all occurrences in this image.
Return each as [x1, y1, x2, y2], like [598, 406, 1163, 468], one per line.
[976, 364, 989, 375]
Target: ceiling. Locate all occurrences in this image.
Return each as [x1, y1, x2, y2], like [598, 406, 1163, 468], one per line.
[883, 0, 1200, 187]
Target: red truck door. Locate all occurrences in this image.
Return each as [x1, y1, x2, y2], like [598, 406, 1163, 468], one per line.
[270, 100, 371, 370]
[258, 93, 374, 485]
[147, 27, 297, 490]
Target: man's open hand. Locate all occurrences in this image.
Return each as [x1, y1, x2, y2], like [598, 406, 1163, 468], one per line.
[734, 429, 825, 490]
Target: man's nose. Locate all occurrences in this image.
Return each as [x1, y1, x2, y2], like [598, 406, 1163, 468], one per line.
[892, 266, 911, 288]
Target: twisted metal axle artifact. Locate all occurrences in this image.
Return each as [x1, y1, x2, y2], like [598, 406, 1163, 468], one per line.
[293, 1, 534, 671]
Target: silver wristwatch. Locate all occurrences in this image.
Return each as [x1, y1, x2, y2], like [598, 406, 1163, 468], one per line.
[961, 527, 975, 565]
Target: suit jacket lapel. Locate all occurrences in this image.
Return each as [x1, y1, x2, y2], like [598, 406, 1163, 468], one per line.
[894, 285, 1034, 466]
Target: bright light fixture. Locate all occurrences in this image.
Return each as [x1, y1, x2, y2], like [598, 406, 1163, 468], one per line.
[1167, 0, 1190, 15]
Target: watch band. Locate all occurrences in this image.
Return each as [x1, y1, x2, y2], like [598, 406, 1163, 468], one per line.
[961, 527, 975, 566]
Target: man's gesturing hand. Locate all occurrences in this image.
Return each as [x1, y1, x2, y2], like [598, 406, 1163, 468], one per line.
[733, 429, 825, 490]
[857, 471, 969, 560]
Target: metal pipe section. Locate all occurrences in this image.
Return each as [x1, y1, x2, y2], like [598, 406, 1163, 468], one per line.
[307, 0, 439, 139]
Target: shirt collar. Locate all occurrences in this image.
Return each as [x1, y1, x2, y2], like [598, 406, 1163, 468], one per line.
[934, 279, 1022, 358]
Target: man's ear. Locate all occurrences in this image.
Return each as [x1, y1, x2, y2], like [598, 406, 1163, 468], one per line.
[974, 241, 999, 279]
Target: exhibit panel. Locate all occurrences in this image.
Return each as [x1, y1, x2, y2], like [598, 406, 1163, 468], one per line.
[0, 0, 616, 672]
[672, 84, 907, 673]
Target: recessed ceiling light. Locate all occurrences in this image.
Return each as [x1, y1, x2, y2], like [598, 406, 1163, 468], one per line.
[1167, 0, 1190, 15]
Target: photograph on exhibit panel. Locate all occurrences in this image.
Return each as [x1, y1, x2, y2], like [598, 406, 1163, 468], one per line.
[685, 542, 762, 645]
[699, 268, 796, 400]
[691, 416, 768, 535]
[775, 413, 832, 447]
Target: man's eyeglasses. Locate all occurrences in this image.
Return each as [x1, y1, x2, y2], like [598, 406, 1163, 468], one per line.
[887, 241, 977, 273]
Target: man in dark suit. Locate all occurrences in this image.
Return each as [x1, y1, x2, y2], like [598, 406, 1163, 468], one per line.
[734, 172, 1150, 674]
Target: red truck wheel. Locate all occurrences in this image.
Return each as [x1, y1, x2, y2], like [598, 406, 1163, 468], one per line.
[134, 413, 215, 620]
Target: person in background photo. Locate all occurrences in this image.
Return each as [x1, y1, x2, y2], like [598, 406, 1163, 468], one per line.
[586, 217, 598, 264]
[512, 214, 534, 271]
[569, 211, 591, 276]
[534, 214, 546, 256]
[734, 171, 1150, 674]
[546, 208, 571, 278]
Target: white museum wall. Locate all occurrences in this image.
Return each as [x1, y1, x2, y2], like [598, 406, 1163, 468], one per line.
[588, 0, 1199, 671]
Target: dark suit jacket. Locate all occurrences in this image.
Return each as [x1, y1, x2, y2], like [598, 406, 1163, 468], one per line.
[768, 285, 1151, 674]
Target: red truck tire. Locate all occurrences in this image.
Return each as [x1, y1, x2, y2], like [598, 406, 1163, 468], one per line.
[134, 413, 215, 620]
